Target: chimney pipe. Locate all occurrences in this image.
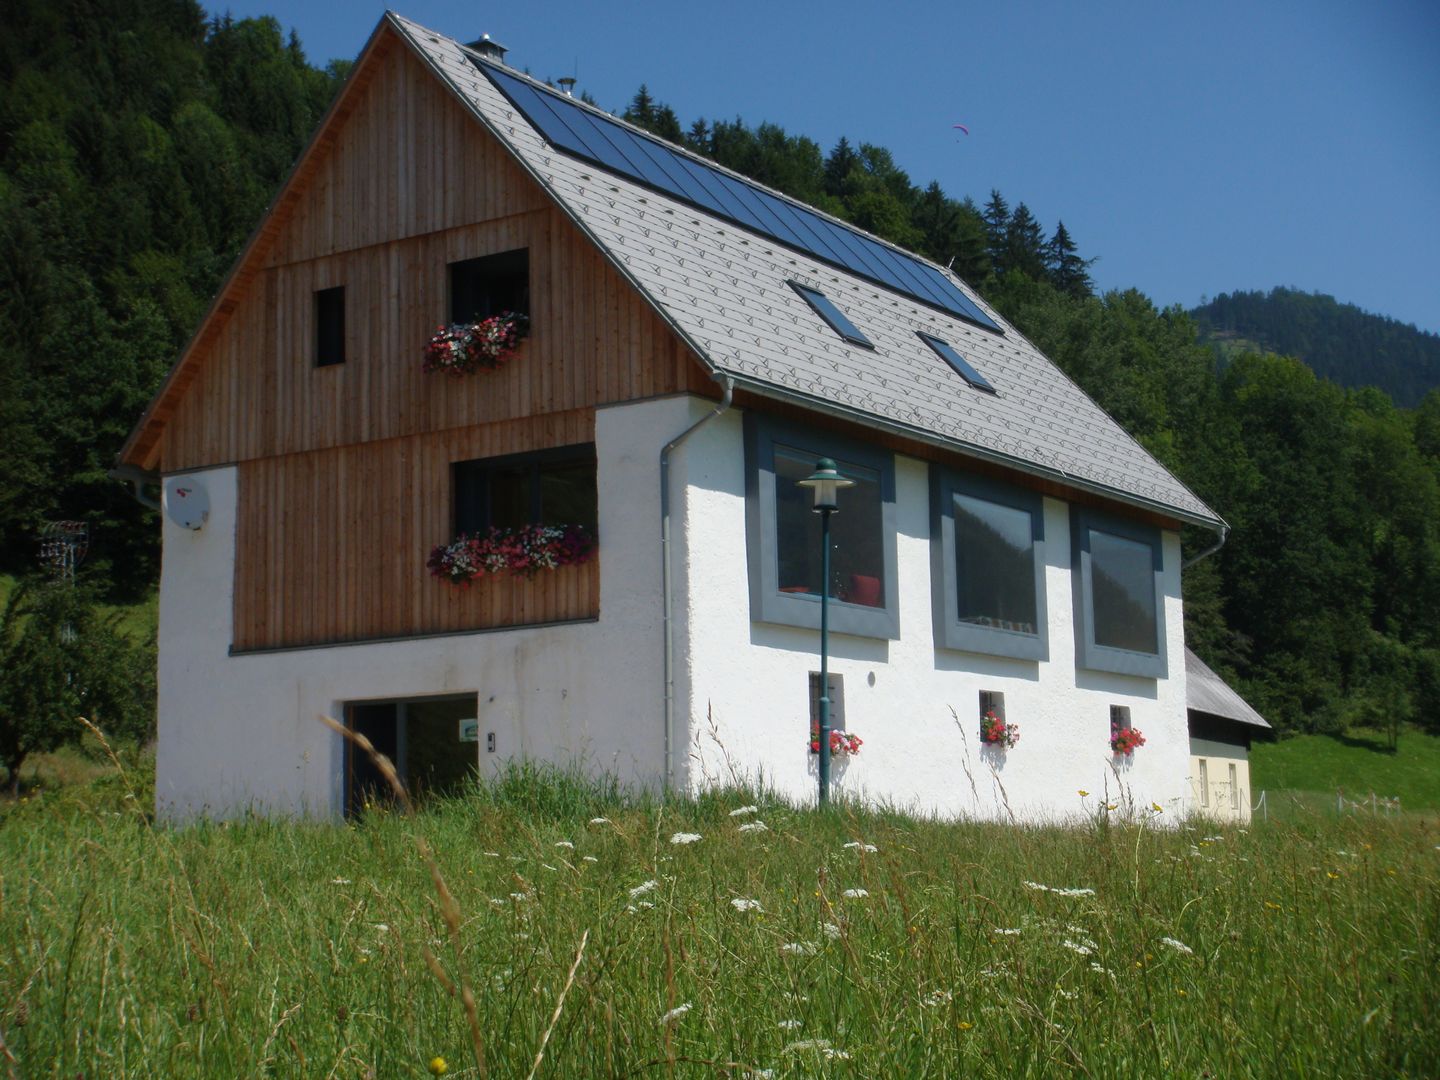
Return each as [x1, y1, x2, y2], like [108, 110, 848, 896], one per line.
[465, 33, 507, 64]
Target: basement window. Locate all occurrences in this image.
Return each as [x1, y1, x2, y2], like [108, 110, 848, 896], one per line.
[315, 286, 345, 367]
[918, 332, 994, 393]
[450, 248, 529, 324]
[930, 468, 1047, 660]
[453, 444, 596, 536]
[789, 282, 874, 348]
[1071, 507, 1167, 678]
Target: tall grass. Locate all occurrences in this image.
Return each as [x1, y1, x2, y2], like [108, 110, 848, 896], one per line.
[1, 760, 1436, 1077]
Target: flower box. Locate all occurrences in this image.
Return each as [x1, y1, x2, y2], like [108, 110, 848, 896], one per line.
[428, 524, 595, 586]
[423, 312, 530, 376]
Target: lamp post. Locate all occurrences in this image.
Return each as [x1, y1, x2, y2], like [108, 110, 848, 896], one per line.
[797, 458, 854, 806]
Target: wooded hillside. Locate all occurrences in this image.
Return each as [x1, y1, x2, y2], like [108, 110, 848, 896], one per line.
[2, 0, 1438, 738]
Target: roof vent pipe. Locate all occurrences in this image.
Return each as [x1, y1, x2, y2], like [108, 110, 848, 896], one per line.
[557, 76, 576, 97]
[465, 33, 508, 64]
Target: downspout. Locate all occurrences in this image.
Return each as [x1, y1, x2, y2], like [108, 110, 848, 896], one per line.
[660, 373, 734, 792]
[1182, 523, 1229, 571]
[109, 464, 161, 512]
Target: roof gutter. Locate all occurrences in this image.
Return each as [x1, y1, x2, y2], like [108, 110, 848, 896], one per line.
[1182, 524, 1229, 571]
[108, 464, 161, 512]
[660, 373, 734, 792]
[720, 372, 1228, 534]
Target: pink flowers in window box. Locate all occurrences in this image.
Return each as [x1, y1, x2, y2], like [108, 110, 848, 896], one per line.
[427, 524, 595, 586]
[1110, 724, 1146, 756]
[809, 728, 863, 756]
[980, 710, 1019, 749]
[423, 312, 530, 376]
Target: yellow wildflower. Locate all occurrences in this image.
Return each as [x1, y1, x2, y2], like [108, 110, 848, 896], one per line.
[1078, 790, 1089, 797]
[428, 1057, 449, 1076]
[958, 1021, 973, 1031]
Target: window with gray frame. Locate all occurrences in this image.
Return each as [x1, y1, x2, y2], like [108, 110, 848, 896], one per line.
[1071, 507, 1167, 677]
[930, 467, 1048, 660]
[743, 413, 899, 639]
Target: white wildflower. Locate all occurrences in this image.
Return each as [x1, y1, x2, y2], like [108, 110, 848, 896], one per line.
[738, 821, 769, 833]
[992, 927, 1021, 936]
[842, 888, 869, 899]
[777, 1019, 803, 1030]
[1159, 936, 1194, 955]
[731, 897, 764, 913]
[371, 923, 390, 933]
[921, 988, 953, 1007]
[555, 840, 574, 849]
[1056, 988, 1078, 1001]
[657, 1002, 692, 1025]
[1203, 835, 1224, 842]
[781, 941, 819, 956]
[582, 855, 599, 863]
[1061, 939, 1094, 956]
[669, 832, 702, 845]
[484, 851, 501, 857]
[729, 805, 759, 817]
[783, 991, 809, 1002]
[589, 817, 609, 825]
[783, 1040, 849, 1060]
[509, 892, 530, 903]
[542, 864, 558, 872]
[842, 841, 878, 852]
[330, 877, 352, 885]
[822, 922, 842, 940]
[1089, 962, 1115, 978]
[629, 879, 659, 899]
[489, 897, 507, 909]
[1025, 881, 1094, 896]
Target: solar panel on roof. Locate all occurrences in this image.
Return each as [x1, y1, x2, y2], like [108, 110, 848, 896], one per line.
[918, 332, 996, 393]
[479, 62, 1002, 334]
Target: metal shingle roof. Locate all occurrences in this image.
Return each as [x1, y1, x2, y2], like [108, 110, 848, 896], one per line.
[391, 14, 1222, 527]
[1185, 649, 1271, 730]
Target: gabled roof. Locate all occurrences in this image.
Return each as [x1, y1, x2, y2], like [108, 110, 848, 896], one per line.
[391, 13, 1222, 528]
[1185, 648, 1270, 730]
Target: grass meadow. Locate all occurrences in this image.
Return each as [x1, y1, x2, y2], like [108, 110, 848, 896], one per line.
[2, 756, 1437, 1079]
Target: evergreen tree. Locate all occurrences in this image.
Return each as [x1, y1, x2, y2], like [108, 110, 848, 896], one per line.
[823, 136, 858, 198]
[1003, 202, 1048, 280]
[1046, 220, 1094, 297]
[982, 189, 1010, 274]
[623, 84, 656, 129]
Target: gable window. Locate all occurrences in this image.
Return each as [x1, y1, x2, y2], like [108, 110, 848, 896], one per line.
[744, 413, 898, 639]
[453, 444, 596, 536]
[315, 286, 345, 367]
[789, 282, 874, 348]
[1071, 507, 1167, 677]
[930, 468, 1047, 660]
[450, 248, 529, 324]
[918, 332, 994, 393]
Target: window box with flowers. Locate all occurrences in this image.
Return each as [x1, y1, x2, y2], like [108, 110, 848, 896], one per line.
[980, 710, 1020, 749]
[1110, 724, 1146, 756]
[809, 725, 862, 757]
[428, 524, 595, 587]
[423, 311, 530, 376]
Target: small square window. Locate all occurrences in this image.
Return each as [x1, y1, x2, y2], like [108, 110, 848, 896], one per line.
[789, 282, 874, 348]
[1071, 507, 1167, 678]
[315, 286, 345, 367]
[1110, 704, 1132, 731]
[450, 249, 529, 324]
[744, 414, 898, 639]
[930, 468, 1047, 660]
[453, 444, 596, 535]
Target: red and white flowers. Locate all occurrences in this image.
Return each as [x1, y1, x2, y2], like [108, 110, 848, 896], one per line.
[1110, 724, 1147, 756]
[423, 312, 530, 376]
[980, 709, 1019, 749]
[427, 524, 595, 586]
[809, 727, 863, 756]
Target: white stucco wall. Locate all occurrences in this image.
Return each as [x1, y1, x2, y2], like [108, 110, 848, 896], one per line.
[671, 404, 1192, 823]
[155, 396, 700, 820]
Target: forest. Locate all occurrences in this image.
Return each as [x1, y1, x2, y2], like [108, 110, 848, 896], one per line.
[2, 0, 1438, 754]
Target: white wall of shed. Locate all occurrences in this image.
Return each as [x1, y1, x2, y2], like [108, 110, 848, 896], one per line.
[672, 405, 1193, 823]
[153, 397, 694, 820]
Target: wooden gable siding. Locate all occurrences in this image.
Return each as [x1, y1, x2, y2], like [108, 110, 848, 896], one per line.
[232, 409, 599, 652]
[160, 41, 710, 474]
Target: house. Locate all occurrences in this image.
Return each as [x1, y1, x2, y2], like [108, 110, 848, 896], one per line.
[1185, 648, 1270, 822]
[116, 13, 1228, 821]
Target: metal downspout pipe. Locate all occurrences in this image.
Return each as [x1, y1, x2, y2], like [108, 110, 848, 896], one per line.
[1182, 523, 1230, 571]
[660, 374, 734, 792]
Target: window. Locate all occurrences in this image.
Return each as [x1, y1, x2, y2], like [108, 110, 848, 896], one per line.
[346, 693, 477, 816]
[1071, 507, 1167, 677]
[315, 286, 345, 367]
[450, 249, 529, 324]
[1110, 704, 1131, 730]
[918, 332, 995, 393]
[789, 282, 874, 348]
[930, 468, 1047, 660]
[453, 444, 596, 536]
[744, 414, 899, 639]
[808, 672, 846, 730]
[1229, 763, 1239, 811]
[1198, 758, 1210, 807]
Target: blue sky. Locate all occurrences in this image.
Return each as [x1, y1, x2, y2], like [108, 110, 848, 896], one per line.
[207, 1, 1440, 333]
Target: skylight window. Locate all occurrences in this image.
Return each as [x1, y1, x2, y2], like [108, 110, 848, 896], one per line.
[918, 332, 995, 393]
[790, 283, 873, 348]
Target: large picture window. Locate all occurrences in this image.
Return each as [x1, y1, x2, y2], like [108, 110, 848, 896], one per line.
[744, 415, 898, 639]
[453, 444, 596, 535]
[930, 468, 1047, 660]
[1071, 507, 1167, 677]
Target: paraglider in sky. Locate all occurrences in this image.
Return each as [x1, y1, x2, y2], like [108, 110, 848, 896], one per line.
[952, 123, 970, 136]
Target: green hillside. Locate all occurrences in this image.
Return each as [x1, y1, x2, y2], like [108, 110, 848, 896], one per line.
[1192, 287, 1440, 406]
[1252, 729, 1440, 812]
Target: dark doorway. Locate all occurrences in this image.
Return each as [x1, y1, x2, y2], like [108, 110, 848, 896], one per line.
[345, 694, 479, 816]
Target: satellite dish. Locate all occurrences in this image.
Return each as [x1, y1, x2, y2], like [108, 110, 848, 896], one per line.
[164, 477, 210, 531]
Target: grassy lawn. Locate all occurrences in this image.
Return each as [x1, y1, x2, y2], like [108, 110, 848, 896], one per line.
[1, 765, 1436, 1078]
[1251, 728, 1440, 812]
[0, 572, 157, 641]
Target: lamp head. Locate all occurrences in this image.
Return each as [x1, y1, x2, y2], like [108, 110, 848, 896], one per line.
[797, 457, 854, 512]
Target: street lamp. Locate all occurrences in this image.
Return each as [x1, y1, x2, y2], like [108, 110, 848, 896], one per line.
[797, 458, 854, 806]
